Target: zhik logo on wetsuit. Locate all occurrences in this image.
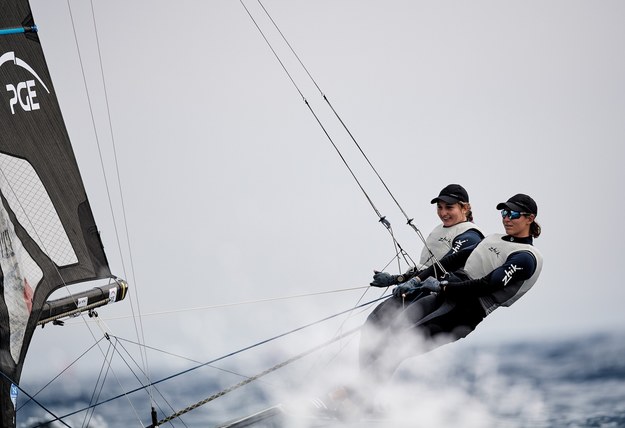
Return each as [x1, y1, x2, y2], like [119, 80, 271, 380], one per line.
[0, 51, 50, 115]
[502, 264, 522, 286]
[452, 239, 468, 253]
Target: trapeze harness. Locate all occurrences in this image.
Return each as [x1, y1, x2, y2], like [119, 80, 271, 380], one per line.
[464, 233, 544, 315]
[416, 221, 483, 270]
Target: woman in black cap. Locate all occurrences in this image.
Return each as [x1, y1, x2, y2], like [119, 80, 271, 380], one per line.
[360, 193, 543, 384]
[358, 184, 483, 380]
[370, 183, 483, 288]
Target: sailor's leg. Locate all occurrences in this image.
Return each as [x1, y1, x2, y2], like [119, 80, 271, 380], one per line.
[358, 296, 403, 370]
[416, 297, 486, 342]
[358, 294, 444, 384]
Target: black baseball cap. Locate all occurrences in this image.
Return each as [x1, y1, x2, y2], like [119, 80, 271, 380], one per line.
[430, 184, 469, 204]
[496, 194, 538, 215]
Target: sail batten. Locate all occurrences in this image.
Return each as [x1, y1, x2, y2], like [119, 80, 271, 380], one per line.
[0, 26, 37, 36]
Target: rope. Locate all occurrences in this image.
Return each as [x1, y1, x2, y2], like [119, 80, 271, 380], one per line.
[86, 0, 153, 398]
[111, 336, 186, 427]
[255, 0, 407, 218]
[28, 2, 441, 426]
[55, 0, 157, 412]
[239, 0, 409, 257]
[114, 336, 261, 382]
[60, 285, 369, 324]
[152, 327, 360, 427]
[83, 341, 115, 428]
[248, 0, 448, 275]
[42, 295, 390, 426]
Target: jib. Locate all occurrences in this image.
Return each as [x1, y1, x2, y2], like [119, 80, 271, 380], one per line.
[5, 80, 40, 114]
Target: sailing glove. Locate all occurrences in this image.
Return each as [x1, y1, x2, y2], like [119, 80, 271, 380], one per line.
[370, 271, 401, 287]
[418, 277, 448, 293]
[392, 277, 421, 298]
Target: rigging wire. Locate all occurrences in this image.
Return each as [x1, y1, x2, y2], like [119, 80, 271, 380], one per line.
[0, 111, 131, 415]
[224, 7, 452, 414]
[16, 338, 104, 412]
[232, 4, 434, 415]
[82, 341, 115, 428]
[114, 336, 280, 387]
[89, 312, 177, 426]
[238, 0, 415, 271]
[3, 4, 431, 428]
[112, 337, 190, 427]
[15, 2, 157, 414]
[62, 2, 380, 424]
[0, 1, 149, 401]
[86, 0, 154, 400]
[251, 0, 449, 276]
[18, 2, 447, 425]
[15, 332, 163, 428]
[61, 285, 370, 323]
[0, 371, 71, 428]
[35, 0, 158, 419]
[154, 326, 361, 427]
[0, 133, 133, 425]
[27, 331, 182, 428]
[300, 286, 389, 384]
[39, 295, 389, 426]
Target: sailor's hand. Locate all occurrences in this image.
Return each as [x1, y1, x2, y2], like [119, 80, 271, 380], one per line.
[392, 277, 421, 298]
[418, 277, 446, 293]
[370, 271, 400, 288]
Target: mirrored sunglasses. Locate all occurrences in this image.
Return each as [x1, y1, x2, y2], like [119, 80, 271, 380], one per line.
[501, 209, 530, 220]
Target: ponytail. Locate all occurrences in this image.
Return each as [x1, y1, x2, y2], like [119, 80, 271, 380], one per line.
[530, 221, 541, 238]
[460, 202, 474, 222]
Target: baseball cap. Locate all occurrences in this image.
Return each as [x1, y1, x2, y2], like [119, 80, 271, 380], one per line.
[496, 193, 538, 215]
[430, 184, 469, 204]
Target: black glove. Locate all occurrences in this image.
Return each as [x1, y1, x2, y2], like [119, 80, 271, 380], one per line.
[419, 277, 441, 293]
[370, 271, 400, 287]
[392, 277, 421, 298]
[419, 277, 449, 293]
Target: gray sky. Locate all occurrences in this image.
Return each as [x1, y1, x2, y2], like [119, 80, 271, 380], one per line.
[24, 0, 625, 385]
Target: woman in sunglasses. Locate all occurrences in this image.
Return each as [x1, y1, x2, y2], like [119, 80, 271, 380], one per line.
[360, 193, 543, 385]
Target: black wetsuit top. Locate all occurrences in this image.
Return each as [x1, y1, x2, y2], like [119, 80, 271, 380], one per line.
[418, 235, 537, 298]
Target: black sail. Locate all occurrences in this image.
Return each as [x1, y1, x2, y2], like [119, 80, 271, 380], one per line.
[0, 3, 111, 426]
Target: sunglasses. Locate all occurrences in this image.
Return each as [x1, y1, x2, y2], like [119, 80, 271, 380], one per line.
[501, 209, 530, 220]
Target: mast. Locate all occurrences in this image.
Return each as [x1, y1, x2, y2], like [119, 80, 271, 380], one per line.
[0, 4, 121, 426]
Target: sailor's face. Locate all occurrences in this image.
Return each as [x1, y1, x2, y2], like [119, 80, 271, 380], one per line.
[502, 212, 534, 237]
[437, 202, 466, 227]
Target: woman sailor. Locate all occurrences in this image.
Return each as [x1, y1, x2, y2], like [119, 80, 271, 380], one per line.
[360, 184, 482, 369]
[360, 193, 543, 383]
[369, 183, 483, 288]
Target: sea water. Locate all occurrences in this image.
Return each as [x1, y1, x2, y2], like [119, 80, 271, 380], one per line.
[18, 330, 625, 427]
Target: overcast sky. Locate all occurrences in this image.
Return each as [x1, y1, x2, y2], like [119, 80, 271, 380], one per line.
[23, 0, 625, 396]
